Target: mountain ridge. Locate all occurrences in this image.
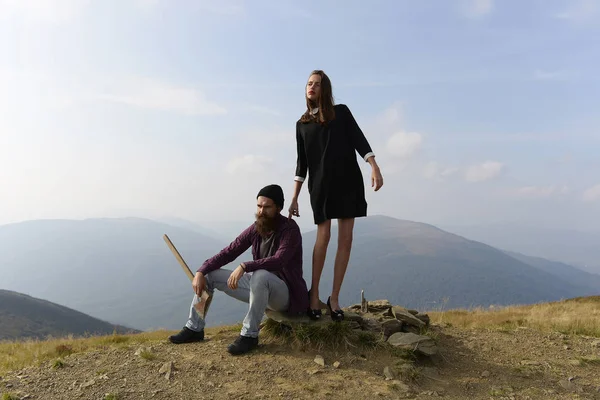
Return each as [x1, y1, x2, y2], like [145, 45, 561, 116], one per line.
[0, 289, 139, 341]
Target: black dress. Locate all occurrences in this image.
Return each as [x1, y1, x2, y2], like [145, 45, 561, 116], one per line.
[295, 104, 374, 225]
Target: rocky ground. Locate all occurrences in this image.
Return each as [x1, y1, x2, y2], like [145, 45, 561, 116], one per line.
[2, 306, 600, 399]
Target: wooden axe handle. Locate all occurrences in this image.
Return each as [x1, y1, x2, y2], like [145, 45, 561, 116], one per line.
[163, 234, 195, 282]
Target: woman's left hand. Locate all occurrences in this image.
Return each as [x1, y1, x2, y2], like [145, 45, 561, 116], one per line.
[371, 167, 383, 191]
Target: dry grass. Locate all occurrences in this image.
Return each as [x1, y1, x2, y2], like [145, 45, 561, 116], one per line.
[261, 318, 385, 352]
[429, 296, 600, 337]
[0, 328, 217, 376]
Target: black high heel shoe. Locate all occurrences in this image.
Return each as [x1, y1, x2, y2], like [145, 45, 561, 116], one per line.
[306, 290, 322, 321]
[327, 296, 344, 322]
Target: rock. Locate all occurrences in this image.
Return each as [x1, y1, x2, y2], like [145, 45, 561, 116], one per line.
[388, 332, 438, 356]
[382, 319, 403, 337]
[333, 361, 341, 369]
[367, 299, 392, 312]
[402, 325, 422, 334]
[314, 355, 325, 367]
[343, 311, 362, 322]
[481, 370, 490, 378]
[559, 379, 578, 392]
[415, 313, 431, 326]
[360, 317, 382, 333]
[383, 366, 394, 380]
[134, 346, 152, 357]
[265, 310, 315, 325]
[392, 307, 426, 328]
[390, 380, 411, 392]
[80, 379, 95, 389]
[159, 361, 176, 380]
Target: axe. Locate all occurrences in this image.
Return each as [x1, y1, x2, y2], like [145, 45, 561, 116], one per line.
[163, 234, 213, 319]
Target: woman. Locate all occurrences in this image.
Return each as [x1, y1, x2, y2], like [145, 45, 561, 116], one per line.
[288, 70, 383, 321]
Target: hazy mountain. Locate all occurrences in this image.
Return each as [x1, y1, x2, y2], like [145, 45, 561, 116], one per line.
[0, 289, 138, 341]
[301, 216, 596, 310]
[0, 217, 249, 332]
[502, 250, 600, 294]
[1, 216, 595, 335]
[442, 224, 600, 274]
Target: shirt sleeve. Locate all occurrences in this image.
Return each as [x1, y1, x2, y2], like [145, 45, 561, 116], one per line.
[243, 224, 301, 273]
[342, 104, 375, 161]
[197, 225, 254, 274]
[294, 122, 308, 182]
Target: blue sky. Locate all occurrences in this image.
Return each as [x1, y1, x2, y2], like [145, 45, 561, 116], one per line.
[0, 0, 598, 233]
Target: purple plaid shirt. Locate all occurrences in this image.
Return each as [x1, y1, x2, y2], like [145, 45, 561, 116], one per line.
[197, 214, 309, 315]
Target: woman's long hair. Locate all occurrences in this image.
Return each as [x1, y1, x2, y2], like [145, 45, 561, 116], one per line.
[299, 70, 336, 124]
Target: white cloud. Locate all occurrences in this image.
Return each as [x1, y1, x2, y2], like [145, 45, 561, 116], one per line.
[423, 162, 460, 180]
[513, 185, 570, 198]
[386, 131, 423, 159]
[226, 155, 273, 175]
[464, 161, 504, 182]
[582, 184, 600, 202]
[0, 0, 88, 23]
[556, 0, 598, 22]
[99, 77, 227, 116]
[463, 0, 493, 18]
[376, 102, 403, 128]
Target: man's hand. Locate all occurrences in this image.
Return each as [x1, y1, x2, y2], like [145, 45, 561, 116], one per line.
[192, 272, 206, 297]
[371, 166, 383, 191]
[227, 264, 245, 290]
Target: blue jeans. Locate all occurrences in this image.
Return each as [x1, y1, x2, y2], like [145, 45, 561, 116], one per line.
[185, 268, 290, 338]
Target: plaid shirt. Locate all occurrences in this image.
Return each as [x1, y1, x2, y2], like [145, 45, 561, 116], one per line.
[197, 214, 309, 315]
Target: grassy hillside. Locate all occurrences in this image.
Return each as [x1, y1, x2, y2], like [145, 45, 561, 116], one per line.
[0, 290, 138, 341]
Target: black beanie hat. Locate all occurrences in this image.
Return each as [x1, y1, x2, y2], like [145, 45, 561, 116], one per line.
[257, 184, 284, 209]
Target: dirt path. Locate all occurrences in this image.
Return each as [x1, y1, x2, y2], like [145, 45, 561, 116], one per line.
[2, 324, 599, 399]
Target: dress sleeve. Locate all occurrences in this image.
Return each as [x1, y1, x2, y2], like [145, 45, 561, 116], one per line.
[343, 105, 375, 162]
[294, 122, 307, 182]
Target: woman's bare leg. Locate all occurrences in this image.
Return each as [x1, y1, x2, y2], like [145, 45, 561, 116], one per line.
[330, 218, 355, 311]
[310, 219, 331, 310]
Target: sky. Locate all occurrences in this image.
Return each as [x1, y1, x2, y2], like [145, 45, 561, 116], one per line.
[0, 0, 599, 234]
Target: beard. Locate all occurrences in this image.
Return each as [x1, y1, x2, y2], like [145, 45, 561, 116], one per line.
[255, 213, 278, 237]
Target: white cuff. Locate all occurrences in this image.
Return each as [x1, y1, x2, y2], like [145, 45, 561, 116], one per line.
[364, 152, 375, 162]
[294, 176, 305, 182]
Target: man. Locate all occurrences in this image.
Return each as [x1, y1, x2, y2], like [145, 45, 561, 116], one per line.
[169, 184, 309, 355]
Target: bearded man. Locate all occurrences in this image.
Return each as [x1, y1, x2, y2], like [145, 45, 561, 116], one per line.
[168, 184, 309, 355]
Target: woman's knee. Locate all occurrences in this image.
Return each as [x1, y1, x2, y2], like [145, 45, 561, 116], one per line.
[316, 221, 332, 244]
[338, 219, 354, 248]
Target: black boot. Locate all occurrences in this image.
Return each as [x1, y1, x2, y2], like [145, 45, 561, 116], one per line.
[227, 335, 258, 355]
[168, 327, 204, 344]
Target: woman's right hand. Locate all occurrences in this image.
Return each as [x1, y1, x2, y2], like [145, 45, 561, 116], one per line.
[288, 198, 300, 219]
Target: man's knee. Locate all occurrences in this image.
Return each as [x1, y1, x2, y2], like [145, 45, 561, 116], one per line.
[250, 269, 272, 290]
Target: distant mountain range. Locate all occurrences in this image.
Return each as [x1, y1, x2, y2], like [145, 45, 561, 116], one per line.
[0, 216, 597, 338]
[443, 223, 600, 274]
[303, 216, 599, 310]
[0, 217, 248, 332]
[0, 289, 138, 341]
